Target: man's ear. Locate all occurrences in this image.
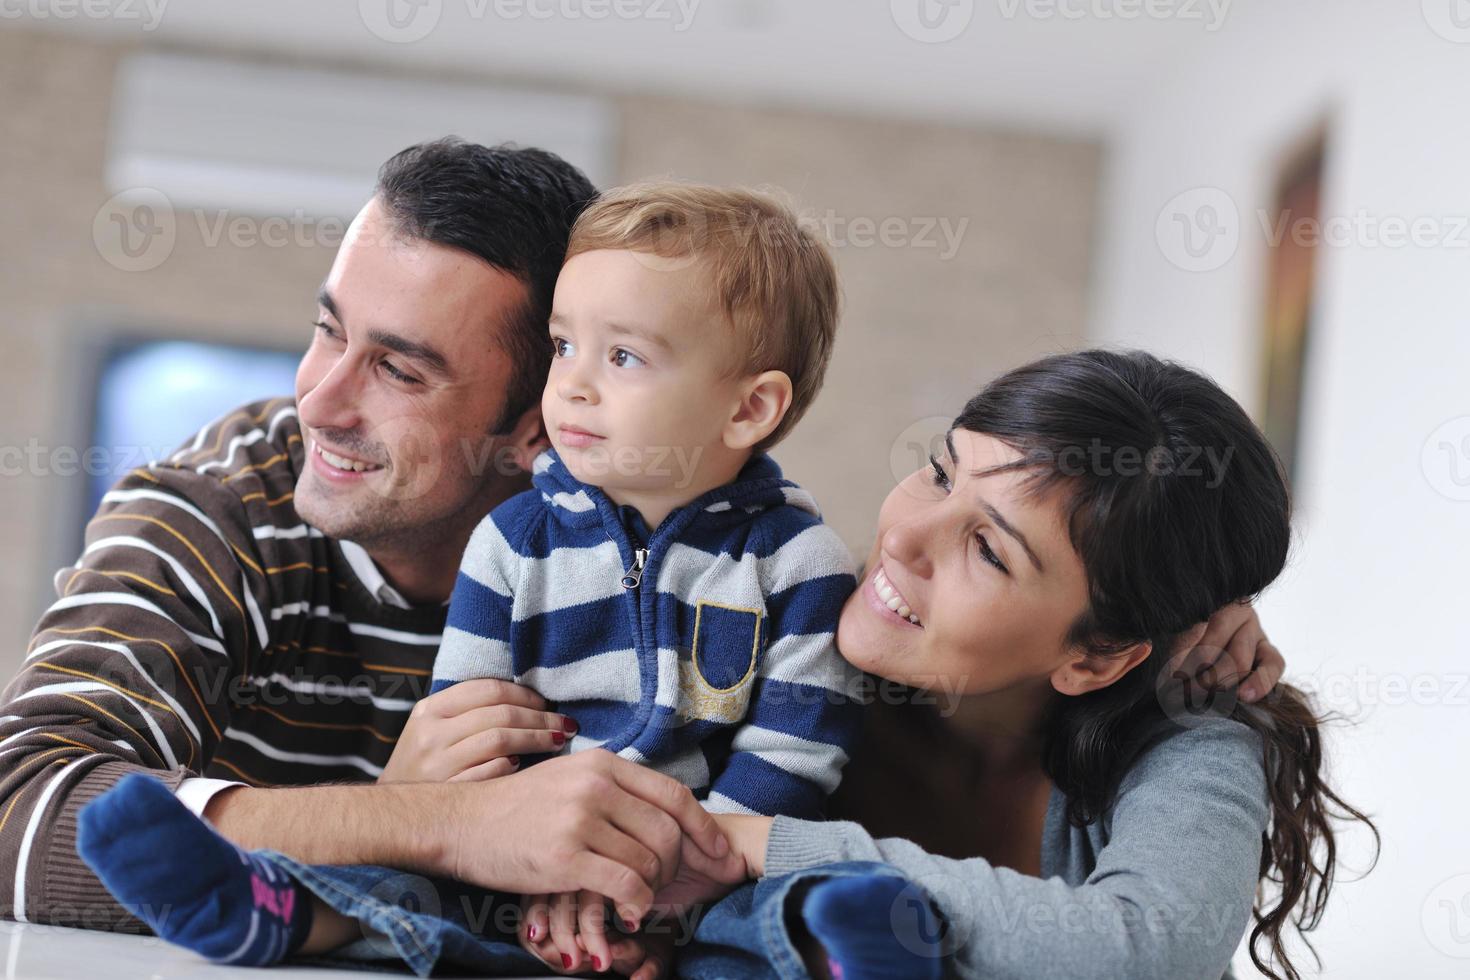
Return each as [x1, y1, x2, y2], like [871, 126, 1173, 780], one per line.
[723, 370, 793, 452]
[499, 403, 549, 474]
[1050, 641, 1153, 696]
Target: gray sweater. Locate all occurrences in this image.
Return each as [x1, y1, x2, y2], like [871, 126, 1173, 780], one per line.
[764, 716, 1268, 980]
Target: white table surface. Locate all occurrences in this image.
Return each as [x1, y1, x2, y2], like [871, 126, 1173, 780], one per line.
[0, 921, 542, 979]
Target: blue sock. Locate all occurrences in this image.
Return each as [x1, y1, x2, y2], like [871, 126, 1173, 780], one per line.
[800, 875, 943, 980]
[77, 773, 313, 966]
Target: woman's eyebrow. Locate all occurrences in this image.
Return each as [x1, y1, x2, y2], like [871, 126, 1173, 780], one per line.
[981, 501, 1044, 573]
[945, 430, 1044, 573]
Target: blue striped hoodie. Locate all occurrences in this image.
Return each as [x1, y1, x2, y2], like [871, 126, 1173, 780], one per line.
[431, 448, 864, 817]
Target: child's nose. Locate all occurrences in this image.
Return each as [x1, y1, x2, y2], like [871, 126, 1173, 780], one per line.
[556, 365, 597, 404]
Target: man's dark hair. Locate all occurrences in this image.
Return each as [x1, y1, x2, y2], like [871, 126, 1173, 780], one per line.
[375, 137, 597, 432]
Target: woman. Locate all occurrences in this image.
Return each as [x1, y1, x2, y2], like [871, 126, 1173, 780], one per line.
[525, 349, 1375, 980]
[80, 349, 1373, 979]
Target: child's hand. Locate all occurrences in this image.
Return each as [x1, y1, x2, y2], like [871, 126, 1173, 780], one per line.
[1165, 601, 1284, 704]
[604, 931, 675, 980]
[649, 829, 749, 916]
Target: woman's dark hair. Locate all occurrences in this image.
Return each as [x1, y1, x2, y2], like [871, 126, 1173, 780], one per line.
[954, 348, 1377, 980]
[375, 137, 598, 432]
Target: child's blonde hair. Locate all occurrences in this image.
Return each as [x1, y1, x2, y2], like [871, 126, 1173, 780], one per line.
[564, 181, 839, 452]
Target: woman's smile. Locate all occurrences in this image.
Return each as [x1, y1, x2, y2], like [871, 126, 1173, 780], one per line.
[863, 562, 924, 629]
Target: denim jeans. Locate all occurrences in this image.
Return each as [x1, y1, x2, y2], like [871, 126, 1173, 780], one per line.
[264, 853, 546, 977]
[677, 861, 942, 980]
[263, 855, 936, 978]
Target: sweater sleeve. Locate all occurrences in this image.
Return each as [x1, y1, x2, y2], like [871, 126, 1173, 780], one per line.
[0, 415, 282, 930]
[703, 519, 864, 818]
[764, 719, 1268, 980]
[429, 504, 521, 694]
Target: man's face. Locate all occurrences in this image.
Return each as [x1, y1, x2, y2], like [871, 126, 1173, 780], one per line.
[293, 197, 531, 547]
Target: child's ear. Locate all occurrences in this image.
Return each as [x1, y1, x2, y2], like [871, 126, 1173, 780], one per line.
[724, 371, 793, 452]
[500, 402, 550, 473]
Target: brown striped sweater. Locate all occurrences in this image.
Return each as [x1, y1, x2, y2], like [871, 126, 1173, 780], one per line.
[0, 397, 451, 931]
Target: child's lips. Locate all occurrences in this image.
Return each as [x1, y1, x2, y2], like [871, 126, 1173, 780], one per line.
[557, 425, 604, 449]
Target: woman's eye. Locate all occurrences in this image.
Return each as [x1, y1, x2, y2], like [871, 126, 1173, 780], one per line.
[928, 454, 952, 491]
[610, 348, 645, 369]
[976, 533, 1009, 574]
[552, 338, 574, 358]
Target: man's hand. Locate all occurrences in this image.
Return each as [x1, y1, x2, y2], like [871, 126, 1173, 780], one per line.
[1166, 601, 1285, 703]
[379, 678, 577, 783]
[439, 749, 732, 926]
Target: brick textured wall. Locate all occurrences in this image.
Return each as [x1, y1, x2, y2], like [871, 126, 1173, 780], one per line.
[0, 27, 1100, 674]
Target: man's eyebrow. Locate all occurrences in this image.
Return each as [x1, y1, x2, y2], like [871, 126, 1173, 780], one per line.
[316, 287, 451, 379]
[316, 287, 339, 322]
[945, 430, 1045, 573]
[366, 329, 451, 378]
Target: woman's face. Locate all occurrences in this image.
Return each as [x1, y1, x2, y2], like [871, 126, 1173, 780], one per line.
[837, 428, 1094, 696]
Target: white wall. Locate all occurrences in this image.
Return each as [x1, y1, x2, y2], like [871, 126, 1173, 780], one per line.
[1092, 3, 1470, 976]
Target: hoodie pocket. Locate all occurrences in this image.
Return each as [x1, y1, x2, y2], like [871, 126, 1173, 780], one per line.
[679, 601, 762, 724]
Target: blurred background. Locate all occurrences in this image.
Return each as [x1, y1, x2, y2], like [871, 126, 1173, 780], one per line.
[1, 1, 1465, 975]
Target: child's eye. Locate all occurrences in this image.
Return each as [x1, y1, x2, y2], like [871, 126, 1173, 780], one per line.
[552, 338, 575, 358]
[610, 348, 645, 369]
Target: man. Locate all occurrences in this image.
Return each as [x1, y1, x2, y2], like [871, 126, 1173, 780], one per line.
[0, 138, 731, 932]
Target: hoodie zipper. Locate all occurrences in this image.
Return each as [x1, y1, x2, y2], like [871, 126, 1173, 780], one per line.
[620, 547, 649, 590]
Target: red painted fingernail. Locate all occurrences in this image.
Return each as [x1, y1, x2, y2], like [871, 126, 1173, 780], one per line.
[552, 731, 566, 746]
[562, 717, 579, 733]
[527, 923, 537, 941]
[561, 954, 574, 968]
[507, 755, 520, 767]
[623, 918, 638, 931]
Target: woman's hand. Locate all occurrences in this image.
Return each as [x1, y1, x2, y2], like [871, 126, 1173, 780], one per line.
[517, 891, 675, 977]
[520, 824, 750, 973]
[1167, 601, 1284, 703]
[521, 905, 676, 980]
[520, 890, 612, 974]
[380, 678, 577, 783]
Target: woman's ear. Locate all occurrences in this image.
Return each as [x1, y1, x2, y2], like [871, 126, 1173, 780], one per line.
[1050, 641, 1153, 696]
[723, 370, 793, 452]
[499, 403, 550, 474]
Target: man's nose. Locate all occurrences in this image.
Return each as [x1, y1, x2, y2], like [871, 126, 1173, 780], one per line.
[298, 353, 366, 435]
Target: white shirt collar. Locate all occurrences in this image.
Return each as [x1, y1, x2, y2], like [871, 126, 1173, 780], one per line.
[339, 539, 444, 609]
